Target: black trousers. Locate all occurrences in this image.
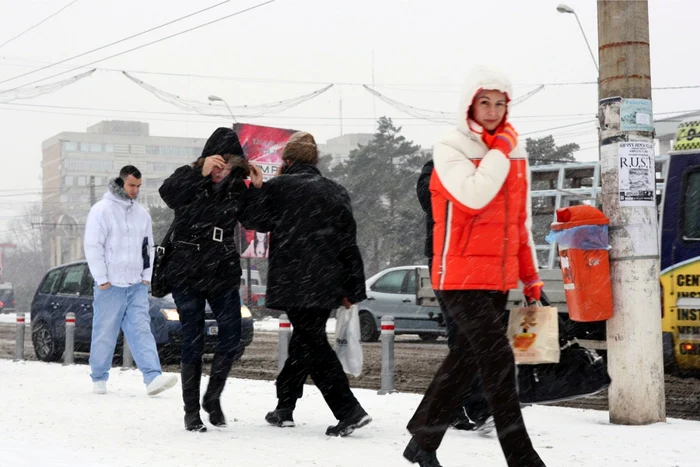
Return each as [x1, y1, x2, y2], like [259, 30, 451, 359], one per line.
[435, 288, 492, 425]
[429, 258, 491, 425]
[407, 290, 544, 467]
[276, 307, 359, 420]
[172, 286, 242, 364]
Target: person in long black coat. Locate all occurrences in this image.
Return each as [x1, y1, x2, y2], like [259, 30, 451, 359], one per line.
[239, 131, 372, 437]
[416, 160, 492, 432]
[159, 128, 250, 432]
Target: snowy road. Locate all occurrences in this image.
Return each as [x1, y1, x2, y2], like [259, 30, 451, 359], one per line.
[2, 320, 699, 421]
[0, 360, 699, 467]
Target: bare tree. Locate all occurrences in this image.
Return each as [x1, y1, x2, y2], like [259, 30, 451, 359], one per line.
[2, 204, 48, 313]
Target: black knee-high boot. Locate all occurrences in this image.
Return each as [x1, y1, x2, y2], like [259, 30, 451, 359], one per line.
[181, 360, 206, 432]
[202, 354, 235, 427]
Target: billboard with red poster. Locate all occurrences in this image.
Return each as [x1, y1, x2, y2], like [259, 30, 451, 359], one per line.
[234, 123, 297, 259]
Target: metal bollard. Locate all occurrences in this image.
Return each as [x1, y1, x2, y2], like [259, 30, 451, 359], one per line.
[122, 337, 134, 369]
[378, 315, 398, 395]
[14, 313, 25, 362]
[278, 314, 291, 374]
[63, 312, 75, 365]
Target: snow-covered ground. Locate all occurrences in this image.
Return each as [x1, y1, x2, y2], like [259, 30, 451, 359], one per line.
[0, 360, 696, 467]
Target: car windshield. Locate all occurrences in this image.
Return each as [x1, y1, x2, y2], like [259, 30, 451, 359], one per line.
[0, 288, 14, 302]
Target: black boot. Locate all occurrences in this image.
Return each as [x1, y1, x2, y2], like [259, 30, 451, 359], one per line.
[181, 361, 206, 432]
[403, 437, 442, 467]
[325, 404, 372, 437]
[202, 354, 235, 427]
[265, 407, 295, 427]
[449, 406, 476, 431]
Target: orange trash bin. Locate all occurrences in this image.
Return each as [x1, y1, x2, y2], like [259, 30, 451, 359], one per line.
[548, 205, 614, 322]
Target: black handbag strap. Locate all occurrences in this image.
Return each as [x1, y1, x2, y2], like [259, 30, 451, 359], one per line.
[157, 221, 176, 251]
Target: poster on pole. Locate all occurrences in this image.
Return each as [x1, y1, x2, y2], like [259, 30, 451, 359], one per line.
[234, 123, 298, 258]
[618, 141, 655, 206]
[620, 98, 653, 132]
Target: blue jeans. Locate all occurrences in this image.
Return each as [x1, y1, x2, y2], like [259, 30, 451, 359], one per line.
[89, 283, 162, 385]
[171, 286, 242, 365]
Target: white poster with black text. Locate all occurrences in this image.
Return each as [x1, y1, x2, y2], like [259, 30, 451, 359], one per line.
[618, 141, 655, 207]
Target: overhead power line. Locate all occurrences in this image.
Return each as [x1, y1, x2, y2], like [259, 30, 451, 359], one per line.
[0, 0, 82, 50]
[2, 54, 700, 91]
[0, 0, 279, 95]
[0, 0, 234, 87]
[0, 0, 276, 93]
[520, 120, 598, 136]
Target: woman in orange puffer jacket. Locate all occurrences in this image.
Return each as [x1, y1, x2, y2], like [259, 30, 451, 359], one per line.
[404, 66, 547, 467]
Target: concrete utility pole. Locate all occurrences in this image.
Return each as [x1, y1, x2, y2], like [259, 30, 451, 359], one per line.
[598, 0, 666, 424]
[89, 175, 96, 206]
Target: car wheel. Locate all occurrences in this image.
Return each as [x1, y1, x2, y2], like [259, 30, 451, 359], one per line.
[419, 333, 438, 342]
[32, 320, 62, 362]
[359, 311, 379, 342]
[662, 332, 678, 374]
[157, 343, 181, 365]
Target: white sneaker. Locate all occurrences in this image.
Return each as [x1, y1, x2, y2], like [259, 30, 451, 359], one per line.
[146, 374, 178, 396]
[93, 381, 107, 395]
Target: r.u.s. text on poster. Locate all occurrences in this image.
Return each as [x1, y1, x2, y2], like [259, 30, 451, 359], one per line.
[618, 141, 655, 207]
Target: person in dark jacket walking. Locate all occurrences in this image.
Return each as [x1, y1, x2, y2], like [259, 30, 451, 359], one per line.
[159, 127, 250, 432]
[239, 131, 372, 437]
[416, 159, 490, 433]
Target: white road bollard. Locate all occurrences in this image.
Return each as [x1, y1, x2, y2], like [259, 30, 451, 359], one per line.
[378, 316, 397, 395]
[122, 337, 134, 369]
[278, 314, 291, 374]
[14, 312, 25, 362]
[63, 312, 75, 365]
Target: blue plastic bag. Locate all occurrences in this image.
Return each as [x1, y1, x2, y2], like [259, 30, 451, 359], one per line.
[545, 225, 609, 250]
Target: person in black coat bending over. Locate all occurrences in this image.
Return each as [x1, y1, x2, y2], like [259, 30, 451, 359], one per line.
[240, 131, 372, 437]
[159, 128, 250, 432]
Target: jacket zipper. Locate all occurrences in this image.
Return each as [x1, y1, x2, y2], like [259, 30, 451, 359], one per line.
[178, 241, 200, 251]
[439, 201, 453, 290]
[460, 216, 478, 256]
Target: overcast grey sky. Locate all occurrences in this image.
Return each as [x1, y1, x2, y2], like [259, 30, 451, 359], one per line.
[0, 0, 696, 234]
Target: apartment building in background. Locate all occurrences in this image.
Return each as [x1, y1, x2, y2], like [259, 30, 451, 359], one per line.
[41, 120, 207, 267]
[318, 133, 374, 167]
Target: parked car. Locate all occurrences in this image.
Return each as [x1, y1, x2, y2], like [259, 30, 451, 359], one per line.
[30, 260, 254, 363]
[0, 282, 16, 314]
[241, 269, 262, 287]
[240, 284, 267, 307]
[357, 265, 446, 342]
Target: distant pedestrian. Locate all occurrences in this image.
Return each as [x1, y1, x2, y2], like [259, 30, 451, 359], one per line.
[240, 131, 372, 437]
[404, 67, 546, 467]
[84, 165, 177, 397]
[159, 128, 251, 432]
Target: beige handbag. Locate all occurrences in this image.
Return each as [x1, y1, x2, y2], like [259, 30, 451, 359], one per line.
[508, 303, 561, 365]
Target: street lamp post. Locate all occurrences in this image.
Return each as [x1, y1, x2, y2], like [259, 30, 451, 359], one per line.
[557, 4, 601, 162]
[557, 4, 599, 73]
[208, 94, 238, 123]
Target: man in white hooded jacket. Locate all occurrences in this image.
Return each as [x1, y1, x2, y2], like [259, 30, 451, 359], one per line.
[84, 165, 177, 396]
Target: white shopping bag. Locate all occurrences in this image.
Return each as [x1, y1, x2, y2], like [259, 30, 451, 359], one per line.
[508, 303, 560, 365]
[334, 304, 363, 377]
